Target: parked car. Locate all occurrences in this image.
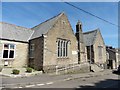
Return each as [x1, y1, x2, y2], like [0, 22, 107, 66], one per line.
[112, 65, 120, 75]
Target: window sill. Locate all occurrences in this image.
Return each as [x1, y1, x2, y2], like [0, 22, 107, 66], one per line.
[57, 57, 69, 59]
[29, 57, 34, 59]
[2, 58, 15, 60]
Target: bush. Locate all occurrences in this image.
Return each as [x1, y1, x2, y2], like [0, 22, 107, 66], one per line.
[12, 69, 20, 75]
[26, 67, 32, 73]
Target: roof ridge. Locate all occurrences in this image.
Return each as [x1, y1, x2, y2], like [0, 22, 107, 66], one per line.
[107, 48, 116, 53]
[83, 28, 99, 34]
[31, 12, 64, 29]
[1, 22, 31, 30]
[30, 12, 65, 39]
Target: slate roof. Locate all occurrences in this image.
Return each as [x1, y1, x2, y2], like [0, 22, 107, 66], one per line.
[83, 29, 99, 46]
[106, 46, 117, 53]
[30, 12, 64, 40]
[1, 22, 33, 42]
[1, 12, 102, 47]
[0, 12, 65, 42]
[106, 48, 116, 53]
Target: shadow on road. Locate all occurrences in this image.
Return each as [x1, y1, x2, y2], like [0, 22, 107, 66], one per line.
[3, 79, 120, 90]
[76, 79, 120, 89]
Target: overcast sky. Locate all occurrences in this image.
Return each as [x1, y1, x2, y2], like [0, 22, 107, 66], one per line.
[1, 2, 118, 48]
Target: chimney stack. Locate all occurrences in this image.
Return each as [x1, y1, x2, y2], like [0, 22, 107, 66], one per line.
[75, 20, 85, 64]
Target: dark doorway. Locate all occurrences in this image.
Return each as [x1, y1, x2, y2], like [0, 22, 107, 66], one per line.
[107, 60, 113, 69]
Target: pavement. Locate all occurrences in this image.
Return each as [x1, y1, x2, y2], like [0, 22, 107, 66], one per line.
[0, 68, 42, 78]
[1, 69, 115, 88]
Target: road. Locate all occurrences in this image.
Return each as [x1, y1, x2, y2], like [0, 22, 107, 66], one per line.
[0, 70, 119, 89]
[33, 72, 119, 88]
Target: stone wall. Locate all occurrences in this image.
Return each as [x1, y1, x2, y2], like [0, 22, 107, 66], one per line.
[94, 31, 106, 66]
[43, 63, 90, 74]
[116, 51, 120, 68]
[29, 37, 44, 71]
[41, 13, 89, 73]
[0, 40, 28, 67]
[43, 13, 78, 69]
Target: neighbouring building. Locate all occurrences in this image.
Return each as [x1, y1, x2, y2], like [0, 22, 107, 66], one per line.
[0, 12, 106, 73]
[83, 29, 107, 70]
[106, 46, 120, 69]
[115, 48, 120, 69]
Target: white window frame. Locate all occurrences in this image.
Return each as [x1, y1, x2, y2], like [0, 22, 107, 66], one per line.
[57, 39, 69, 58]
[2, 43, 16, 59]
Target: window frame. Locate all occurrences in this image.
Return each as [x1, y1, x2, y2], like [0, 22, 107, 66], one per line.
[106, 52, 109, 60]
[98, 46, 103, 59]
[57, 39, 70, 58]
[29, 44, 35, 58]
[2, 43, 16, 59]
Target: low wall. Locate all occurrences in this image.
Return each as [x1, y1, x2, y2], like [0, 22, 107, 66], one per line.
[43, 62, 90, 74]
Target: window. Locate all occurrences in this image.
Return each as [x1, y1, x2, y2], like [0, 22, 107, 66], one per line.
[58, 41, 60, 57]
[106, 52, 109, 60]
[98, 46, 103, 59]
[3, 50, 8, 58]
[60, 41, 63, 57]
[63, 41, 66, 57]
[3, 44, 15, 59]
[66, 42, 68, 57]
[30, 44, 34, 58]
[57, 39, 69, 58]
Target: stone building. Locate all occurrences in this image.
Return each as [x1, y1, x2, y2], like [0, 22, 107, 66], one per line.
[0, 22, 33, 67]
[75, 20, 87, 64]
[83, 29, 107, 70]
[106, 46, 120, 69]
[0, 12, 106, 73]
[29, 12, 88, 72]
[115, 48, 120, 69]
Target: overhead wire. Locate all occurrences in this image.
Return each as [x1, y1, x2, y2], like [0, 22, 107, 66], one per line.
[64, 2, 119, 28]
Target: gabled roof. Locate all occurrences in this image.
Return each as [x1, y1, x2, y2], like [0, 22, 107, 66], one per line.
[1, 22, 33, 42]
[30, 12, 64, 40]
[83, 29, 99, 46]
[0, 12, 67, 42]
[106, 47, 116, 53]
[106, 46, 119, 53]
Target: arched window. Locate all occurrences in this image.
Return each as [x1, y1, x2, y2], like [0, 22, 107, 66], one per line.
[57, 39, 69, 58]
[57, 40, 60, 57]
[60, 41, 63, 57]
[63, 41, 66, 57]
[66, 42, 68, 57]
[98, 46, 103, 59]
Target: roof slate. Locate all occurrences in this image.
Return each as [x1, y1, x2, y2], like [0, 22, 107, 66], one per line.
[1, 12, 65, 42]
[30, 12, 64, 40]
[83, 29, 99, 46]
[1, 12, 102, 47]
[1, 22, 33, 42]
